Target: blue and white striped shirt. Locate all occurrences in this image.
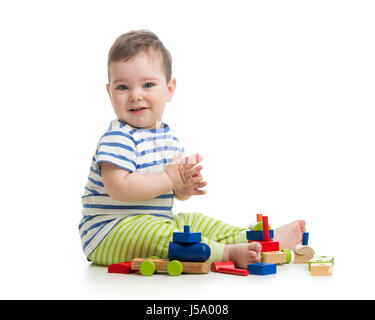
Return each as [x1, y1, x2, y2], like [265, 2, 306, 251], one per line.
[79, 119, 184, 257]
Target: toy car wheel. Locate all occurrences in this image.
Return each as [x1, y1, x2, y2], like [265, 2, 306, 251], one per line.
[140, 260, 156, 276]
[167, 260, 183, 276]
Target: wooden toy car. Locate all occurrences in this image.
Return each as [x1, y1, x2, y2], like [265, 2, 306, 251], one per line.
[131, 258, 210, 276]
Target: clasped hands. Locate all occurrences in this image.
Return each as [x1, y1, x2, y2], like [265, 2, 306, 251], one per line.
[164, 153, 207, 199]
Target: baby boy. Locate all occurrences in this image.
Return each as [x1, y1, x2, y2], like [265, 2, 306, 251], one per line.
[79, 30, 306, 269]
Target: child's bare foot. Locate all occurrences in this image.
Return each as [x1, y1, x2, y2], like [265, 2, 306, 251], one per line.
[222, 242, 262, 269]
[274, 220, 306, 250]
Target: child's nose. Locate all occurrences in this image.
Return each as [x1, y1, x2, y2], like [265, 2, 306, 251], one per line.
[129, 88, 143, 102]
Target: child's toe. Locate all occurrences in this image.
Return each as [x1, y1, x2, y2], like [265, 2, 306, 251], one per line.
[299, 220, 306, 232]
[248, 241, 262, 252]
[249, 251, 257, 258]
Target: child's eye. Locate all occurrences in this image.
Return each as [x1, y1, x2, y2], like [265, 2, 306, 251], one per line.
[144, 82, 155, 88]
[116, 84, 128, 90]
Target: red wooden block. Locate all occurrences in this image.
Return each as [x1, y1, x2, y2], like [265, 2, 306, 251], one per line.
[218, 267, 249, 276]
[211, 261, 235, 272]
[262, 216, 270, 242]
[249, 240, 280, 252]
[260, 240, 279, 252]
[108, 261, 135, 274]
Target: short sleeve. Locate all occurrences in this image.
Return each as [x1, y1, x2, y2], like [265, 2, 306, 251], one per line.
[174, 136, 185, 156]
[96, 130, 137, 173]
[166, 127, 184, 157]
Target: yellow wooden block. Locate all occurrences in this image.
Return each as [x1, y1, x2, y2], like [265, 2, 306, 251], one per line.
[310, 263, 333, 276]
[261, 251, 286, 264]
[293, 245, 315, 255]
[294, 254, 314, 264]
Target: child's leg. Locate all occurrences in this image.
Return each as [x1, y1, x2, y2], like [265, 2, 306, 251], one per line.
[88, 212, 305, 269]
[88, 212, 244, 266]
[89, 215, 179, 266]
[174, 212, 248, 244]
[174, 213, 306, 269]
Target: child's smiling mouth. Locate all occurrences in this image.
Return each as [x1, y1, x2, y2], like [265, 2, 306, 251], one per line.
[129, 106, 149, 114]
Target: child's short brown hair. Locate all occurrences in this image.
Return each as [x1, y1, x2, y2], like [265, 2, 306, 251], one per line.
[107, 30, 172, 83]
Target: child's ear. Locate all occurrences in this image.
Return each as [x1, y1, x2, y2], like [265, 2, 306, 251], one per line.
[106, 83, 113, 104]
[166, 78, 176, 102]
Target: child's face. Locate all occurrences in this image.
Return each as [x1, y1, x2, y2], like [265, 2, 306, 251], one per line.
[106, 51, 176, 129]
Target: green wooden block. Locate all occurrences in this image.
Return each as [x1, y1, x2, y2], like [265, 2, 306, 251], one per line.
[281, 248, 292, 263]
[308, 256, 334, 271]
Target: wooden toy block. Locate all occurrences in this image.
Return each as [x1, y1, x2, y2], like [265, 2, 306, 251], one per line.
[248, 263, 277, 275]
[246, 230, 274, 241]
[169, 241, 211, 262]
[211, 261, 235, 272]
[218, 267, 249, 276]
[211, 261, 248, 276]
[249, 240, 280, 252]
[261, 251, 287, 264]
[293, 244, 315, 264]
[108, 261, 135, 274]
[308, 256, 334, 271]
[310, 263, 333, 276]
[249, 213, 272, 232]
[302, 232, 309, 245]
[173, 225, 201, 243]
[294, 254, 314, 264]
[293, 244, 315, 255]
[131, 258, 210, 274]
[281, 248, 292, 263]
[262, 216, 270, 242]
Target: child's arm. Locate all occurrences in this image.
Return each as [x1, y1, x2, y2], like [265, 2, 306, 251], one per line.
[101, 153, 204, 202]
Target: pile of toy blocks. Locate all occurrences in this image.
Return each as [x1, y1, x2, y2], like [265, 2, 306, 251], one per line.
[212, 214, 292, 276]
[293, 232, 334, 276]
[246, 214, 290, 275]
[168, 225, 211, 262]
[107, 215, 335, 278]
[293, 232, 315, 263]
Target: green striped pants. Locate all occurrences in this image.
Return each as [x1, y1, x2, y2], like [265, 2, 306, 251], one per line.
[89, 212, 248, 266]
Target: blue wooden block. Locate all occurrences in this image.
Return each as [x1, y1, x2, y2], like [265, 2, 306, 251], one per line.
[168, 242, 211, 262]
[248, 263, 277, 275]
[173, 225, 201, 243]
[246, 230, 274, 241]
[302, 232, 309, 245]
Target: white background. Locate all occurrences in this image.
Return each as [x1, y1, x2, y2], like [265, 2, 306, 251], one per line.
[0, 0, 374, 299]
